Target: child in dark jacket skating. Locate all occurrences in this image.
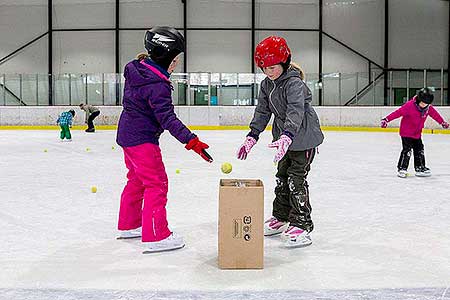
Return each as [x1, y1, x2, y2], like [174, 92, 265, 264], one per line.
[237, 36, 324, 248]
[381, 88, 449, 178]
[116, 26, 212, 253]
[79, 104, 100, 132]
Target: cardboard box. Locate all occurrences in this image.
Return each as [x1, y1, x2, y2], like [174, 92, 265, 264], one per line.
[218, 179, 264, 269]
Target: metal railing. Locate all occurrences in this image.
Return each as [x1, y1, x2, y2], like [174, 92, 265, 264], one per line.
[0, 69, 448, 106]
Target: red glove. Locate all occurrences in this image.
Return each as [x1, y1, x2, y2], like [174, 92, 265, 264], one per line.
[185, 137, 213, 163]
[442, 121, 449, 129]
[380, 118, 388, 128]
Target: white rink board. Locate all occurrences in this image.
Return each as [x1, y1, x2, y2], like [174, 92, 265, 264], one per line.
[0, 106, 449, 128]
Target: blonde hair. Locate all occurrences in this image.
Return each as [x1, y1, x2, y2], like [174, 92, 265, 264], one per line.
[136, 52, 149, 60]
[289, 62, 305, 80]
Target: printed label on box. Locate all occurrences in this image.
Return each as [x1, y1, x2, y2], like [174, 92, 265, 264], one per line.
[233, 216, 252, 241]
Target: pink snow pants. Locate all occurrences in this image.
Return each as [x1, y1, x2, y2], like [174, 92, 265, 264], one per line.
[118, 143, 171, 242]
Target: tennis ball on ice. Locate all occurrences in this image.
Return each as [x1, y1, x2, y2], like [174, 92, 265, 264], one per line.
[86, 147, 90, 152]
[91, 186, 97, 193]
[175, 169, 181, 174]
[221, 162, 232, 174]
[111, 146, 115, 150]
[44, 149, 48, 152]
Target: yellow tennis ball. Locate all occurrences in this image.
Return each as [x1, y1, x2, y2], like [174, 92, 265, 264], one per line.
[86, 147, 90, 152]
[175, 169, 181, 174]
[111, 146, 115, 150]
[221, 162, 232, 174]
[91, 186, 97, 193]
[44, 149, 48, 152]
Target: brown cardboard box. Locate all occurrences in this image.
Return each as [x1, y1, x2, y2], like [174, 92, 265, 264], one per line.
[218, 179, 264, 269]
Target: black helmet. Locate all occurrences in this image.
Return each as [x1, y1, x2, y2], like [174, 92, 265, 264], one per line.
[417, 87, 434, 104]
[69, 109, 75, 116]
[144, 26, 185, 70]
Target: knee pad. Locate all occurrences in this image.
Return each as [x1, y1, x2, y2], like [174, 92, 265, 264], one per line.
[288, 177, 308, 195]
[275, 178, 289, 194]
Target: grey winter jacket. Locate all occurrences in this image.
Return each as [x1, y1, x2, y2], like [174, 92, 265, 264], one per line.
[81, 104, 100, 123]
[249, 68, 324, 151]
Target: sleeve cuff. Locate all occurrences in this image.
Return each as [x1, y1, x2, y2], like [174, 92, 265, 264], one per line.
[247, 130, 260, 141]
[281, 130, 294, 140]
[186, 133, 197, 144]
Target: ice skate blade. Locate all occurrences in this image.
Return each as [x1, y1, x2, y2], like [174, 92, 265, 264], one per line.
[415, 173, 432, 177]
[142, 244, 185, 254]
[116, 235, 141, 240]
[264, 231, 283, 237]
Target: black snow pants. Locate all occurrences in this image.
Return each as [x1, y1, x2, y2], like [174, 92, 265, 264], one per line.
[397, 137, 426, 171]
[87, 111, 100, 130]
[272, 148, 316, 233]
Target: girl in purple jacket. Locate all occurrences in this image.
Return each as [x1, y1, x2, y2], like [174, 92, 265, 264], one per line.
[116, 27, 212, 253]
[381, 88, 449, 178]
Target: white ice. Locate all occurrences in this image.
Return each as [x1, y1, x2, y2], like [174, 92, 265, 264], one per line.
[1, 129, 450, 299]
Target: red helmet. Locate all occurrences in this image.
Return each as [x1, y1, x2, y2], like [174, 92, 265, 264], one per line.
[254, 36, 291, 68]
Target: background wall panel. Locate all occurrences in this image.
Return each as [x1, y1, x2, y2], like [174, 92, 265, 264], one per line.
[53, 0, 115, 29]
[53, 31, 115, 74]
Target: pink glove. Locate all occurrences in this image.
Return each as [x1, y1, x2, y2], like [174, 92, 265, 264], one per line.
[268, 135, 292, 163]
[380, 118, 388, 128]
[442, 121, 449, 129]
[237, 136, 257, 160]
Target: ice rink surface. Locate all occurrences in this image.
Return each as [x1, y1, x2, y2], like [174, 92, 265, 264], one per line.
[1, 129, 449, 300]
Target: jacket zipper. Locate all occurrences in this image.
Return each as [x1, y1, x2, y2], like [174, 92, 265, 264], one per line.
[269, 80, 281, 117]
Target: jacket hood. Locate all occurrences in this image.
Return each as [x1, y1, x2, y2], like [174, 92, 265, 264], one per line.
[270, 67, 311, 104]
[124, 59, 168, 87]
[274, 67, 302, 83]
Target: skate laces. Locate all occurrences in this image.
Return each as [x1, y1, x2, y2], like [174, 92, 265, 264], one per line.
[169, 232, 179, 240]
[266, 217, 286, 229]
[284, 226, 305, 236]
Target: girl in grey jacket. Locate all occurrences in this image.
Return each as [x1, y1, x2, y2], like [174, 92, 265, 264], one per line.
[237, 36, 324, 248]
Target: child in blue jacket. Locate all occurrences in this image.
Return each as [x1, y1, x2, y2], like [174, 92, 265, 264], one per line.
[57, 110, 75, 141]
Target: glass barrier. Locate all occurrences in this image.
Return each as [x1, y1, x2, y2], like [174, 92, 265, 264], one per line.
[0, 70, 448, 106]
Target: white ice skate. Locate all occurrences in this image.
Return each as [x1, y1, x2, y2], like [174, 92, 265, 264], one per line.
[264, 216, 289, 236]
[281, 225, 293, 240]
[117, 227, 142, 239]
[142, 232, 185, 254]
[415, 167, 431, 177]
[283, 226, 312, 248]
[397, 169, 408, 178]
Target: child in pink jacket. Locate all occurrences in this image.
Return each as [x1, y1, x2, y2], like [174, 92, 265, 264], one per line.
[381, 88, 449, 178]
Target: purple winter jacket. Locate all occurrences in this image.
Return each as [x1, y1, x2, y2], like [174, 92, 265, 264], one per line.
[116, 59, 195, 147]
